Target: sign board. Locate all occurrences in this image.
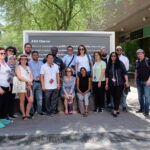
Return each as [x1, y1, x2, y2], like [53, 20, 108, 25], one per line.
[23, 31, 115, 60]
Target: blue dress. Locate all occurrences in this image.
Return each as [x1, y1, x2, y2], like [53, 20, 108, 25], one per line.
[61, 76, 76, 98]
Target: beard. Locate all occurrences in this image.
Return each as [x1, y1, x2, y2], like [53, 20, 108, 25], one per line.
[102, 54, 107, 57]
[25, 51, 31, 55]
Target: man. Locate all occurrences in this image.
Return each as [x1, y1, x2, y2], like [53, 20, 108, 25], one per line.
[116, 46, 130, 111]
[100, 47, 109, 64]
[135, 49, 150, 116]
[62, 46, 76, 75]
[40, 54, 60, 115]
[43, 47, 65, 74]
[100, 48, 111, 109]
[28, 51, 43, 115]
[24, 43, 32, 59]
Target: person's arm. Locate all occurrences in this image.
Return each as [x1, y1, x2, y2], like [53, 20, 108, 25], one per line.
[56, 72, 60, 89]
[146, 58, 150, 86]
[105, 77, 109, 90]
[15, 66, 30, 83]
[83, 78, 91, 95]
[124, 74, 129, 87]
[62, 78, 68, 95]
[40, 74, 45, 91]
[76, 77, 83, 94]
[69, 77, 75, 95]
[98, 68, 106, 88]
[134, 70, 137, 87]
[0, 87, 5, 95]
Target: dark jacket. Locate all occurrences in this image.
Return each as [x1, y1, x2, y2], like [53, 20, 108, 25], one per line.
[106, 61, 127, 86]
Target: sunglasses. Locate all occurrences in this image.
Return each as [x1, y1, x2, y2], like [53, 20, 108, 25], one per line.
[111, 55, 117, 57]
[0, 53, 6, 55]
[79, 48, 85, 50]
[8, 49, 14, 52]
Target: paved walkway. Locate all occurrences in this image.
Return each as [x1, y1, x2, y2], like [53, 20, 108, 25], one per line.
[1, 87, 150, 150]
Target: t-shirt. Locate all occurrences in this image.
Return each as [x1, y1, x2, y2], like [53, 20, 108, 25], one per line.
[0, 63, 11, 87]
[76, 54, 91, 72]
[40, 63, 59, 89]
[92, 61, 106, 82]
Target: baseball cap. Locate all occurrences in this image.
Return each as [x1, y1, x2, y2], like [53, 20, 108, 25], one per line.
[136, 49, 144, 53]
[116, 46, 122, 49]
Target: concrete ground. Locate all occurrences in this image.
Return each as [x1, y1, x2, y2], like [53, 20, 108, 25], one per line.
[0, 87, 150, 150]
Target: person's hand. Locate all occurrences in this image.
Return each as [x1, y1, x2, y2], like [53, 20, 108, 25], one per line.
[125, 81, 129, 87]
[57, 84, 60, 90]
[0, 87, 5, 95]
[27, 81, 32, 86]
[42, 86, 46, 91]
[105, 84, 109, 90]
[98, 81, 101, 88]
[146, 79, 150, 86]
[134, 82, 137, 87]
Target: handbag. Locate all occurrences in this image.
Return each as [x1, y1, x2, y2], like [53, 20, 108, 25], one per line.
[12, 76, 26, 93]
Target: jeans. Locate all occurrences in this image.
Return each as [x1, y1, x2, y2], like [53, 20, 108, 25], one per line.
[45, 89, 59, 114]
[31, 82, 43, 114]
[137, 80, 150, 112]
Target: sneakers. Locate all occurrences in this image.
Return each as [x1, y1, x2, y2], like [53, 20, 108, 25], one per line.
[136, 109, 143, 113]
[144, 112, 149, 117]
[0, 119, 13, 125]
[0, 122, 5, 128]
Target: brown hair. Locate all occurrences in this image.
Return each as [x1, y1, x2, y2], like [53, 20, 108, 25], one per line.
[77, 45, 87, 56]
[93, 52, 102, 60]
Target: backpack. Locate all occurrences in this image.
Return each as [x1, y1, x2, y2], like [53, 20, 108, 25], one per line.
[136, 57, 150, 70]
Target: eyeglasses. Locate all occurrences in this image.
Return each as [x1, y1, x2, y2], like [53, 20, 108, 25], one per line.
[0, 53, 6, 55]
[66, 70, 72, 72]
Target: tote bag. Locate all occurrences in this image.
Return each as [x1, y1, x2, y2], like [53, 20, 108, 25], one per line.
[12, 76, 26, 93]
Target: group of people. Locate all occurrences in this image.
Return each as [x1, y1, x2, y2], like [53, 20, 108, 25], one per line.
[0, 43, 150, 129]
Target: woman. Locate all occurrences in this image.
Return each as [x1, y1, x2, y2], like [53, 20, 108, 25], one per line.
[92, 52, 106, 112]
[0, 48, 13, 129]
[61, 67, 76, 115]
[7, 55, 17, 118]
[77, 67, 91, 117]
[15, 54, 33, 120]
[106, 52, 129, 117]
[5, 46, 17, 62]
[76, 45, 92, 77]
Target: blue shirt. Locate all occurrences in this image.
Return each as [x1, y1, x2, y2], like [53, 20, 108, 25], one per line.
[28, 60, 43, 80]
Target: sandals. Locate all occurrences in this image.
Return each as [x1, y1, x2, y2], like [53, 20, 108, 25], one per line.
[22, 116, 33, 120]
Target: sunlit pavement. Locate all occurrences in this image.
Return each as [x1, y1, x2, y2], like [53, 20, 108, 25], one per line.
[1, 87, 150, 150]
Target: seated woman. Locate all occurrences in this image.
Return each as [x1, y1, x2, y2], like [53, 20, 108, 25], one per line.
[77, 67, 91, 117]
[61, 67, 76, 115]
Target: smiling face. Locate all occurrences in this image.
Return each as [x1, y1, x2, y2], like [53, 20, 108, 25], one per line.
[67, 47, 73, 56]
[65, 67, 72, 76]
[116, 48, 122, 56]
[20, 58, 28, 65]
[0, 49, 6, 61]
[94, 52, 101, 61]
[24, 44, 32, 55]
[7, 49, 14, 56]
[137, 52, 145, 60]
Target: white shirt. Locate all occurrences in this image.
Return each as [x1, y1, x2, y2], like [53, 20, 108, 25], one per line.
[40, 63, 59, 89]
[119, 55, 129, 71]
[62, 54, 76, 68]
[0, 63, 11, 87]
[76, 54, 91, 72]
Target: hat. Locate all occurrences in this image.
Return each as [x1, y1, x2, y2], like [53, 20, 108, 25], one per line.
[116, 46, 122, 49]
[136, 49, 144, 53]
[17, 54, 30, 61]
